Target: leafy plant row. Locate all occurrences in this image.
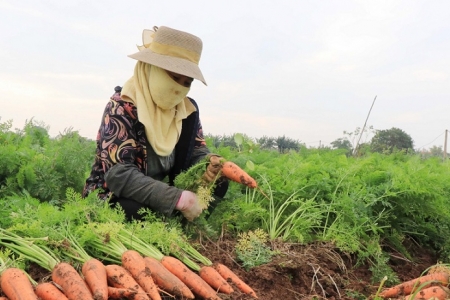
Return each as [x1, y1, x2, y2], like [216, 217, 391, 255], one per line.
[0, 119, 94, 201]
[0, 189, 257, 299]
[2, 119, 450, 287]
[207, 134, 450, 285]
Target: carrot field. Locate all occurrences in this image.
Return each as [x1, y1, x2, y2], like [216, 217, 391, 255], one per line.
[2, 120, 450, 299]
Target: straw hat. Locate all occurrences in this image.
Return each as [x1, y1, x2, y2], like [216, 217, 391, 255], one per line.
[128, 26, 206, 85]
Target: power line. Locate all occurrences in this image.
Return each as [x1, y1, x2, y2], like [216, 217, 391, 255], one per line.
[417, 131, 446, 150]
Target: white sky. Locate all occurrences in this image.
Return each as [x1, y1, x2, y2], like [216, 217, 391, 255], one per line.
[1, 0, 449, 150]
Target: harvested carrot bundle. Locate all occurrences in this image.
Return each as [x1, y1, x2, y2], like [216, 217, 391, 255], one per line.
[160, 256, 221, 300]
[35, 282, 69, 300]
[213, 263, 258, 298]
[121, 250, 161, 300]
[107, 286, 138, 299]
[0, 267, 38, 300]
[105, 264, 150, 300]
[379, 271, 449, 298]
[199, 265, 234, 294]
[404, 285, 450, 300]
[81, 258, 108, 300]
[52, 262, 94, 300]
[144, 256, 194, 299]
[221, 161, 257, 188]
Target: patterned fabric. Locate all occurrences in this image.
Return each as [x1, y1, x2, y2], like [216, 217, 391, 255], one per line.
[82, 92, 206, 199]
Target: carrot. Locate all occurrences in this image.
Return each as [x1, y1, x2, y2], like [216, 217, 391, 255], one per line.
[81, 258, 108, 300]
[143, 256, 194, 299]
[105, 264, 150, 300]
[34, 282, 69, 300]
[379, 271, 449, 298]
[121, 250, 161, 300]
[221, 161, 257, 188]
[199, 266, 234, 294]
[213, 263, 258, 298]
[0, 267, 38, 300]
[107, 286, 138, 299]
[404, 285, 450, 300]
[160, 256, 221, 300]
[51, 262, 94, 300]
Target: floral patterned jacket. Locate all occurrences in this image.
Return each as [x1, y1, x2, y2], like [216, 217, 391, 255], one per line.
[82, 92, 210, 216]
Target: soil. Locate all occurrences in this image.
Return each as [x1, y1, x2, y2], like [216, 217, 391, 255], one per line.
[23, 236, 438, 300]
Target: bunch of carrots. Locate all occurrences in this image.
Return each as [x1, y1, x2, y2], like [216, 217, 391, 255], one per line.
[0, 250, 257, 300]
[0, 226, 258, 300]
[377, 270, 450, 300]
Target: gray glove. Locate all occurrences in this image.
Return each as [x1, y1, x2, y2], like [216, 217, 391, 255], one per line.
[175, 191, 202, 221]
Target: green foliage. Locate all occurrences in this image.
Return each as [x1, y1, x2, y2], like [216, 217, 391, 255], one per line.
[370, 127, 414, 154]
[3, 119, 450, 285]
[0, 119, 95, 201]
[235, 229, 274, 270]
[330, 137, 353, 155]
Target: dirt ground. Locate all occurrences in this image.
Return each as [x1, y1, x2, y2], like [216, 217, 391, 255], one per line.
[24, 238, 438, 300]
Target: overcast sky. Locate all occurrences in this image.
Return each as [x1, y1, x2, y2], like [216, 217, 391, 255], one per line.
[1, 0, 449, 150]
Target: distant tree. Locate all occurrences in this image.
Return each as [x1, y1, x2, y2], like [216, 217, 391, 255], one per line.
[419, 145, 447, 159]
[330, 126, 375, 156]
[428, 145, 444, 157]
[205, 134, 236, 148]
[330, 138, 353, 153]
[276, 135, 302, 153]
[256, 136, 276, 150]
[343, 125, 375, 149]
[370, 127, 414, 154]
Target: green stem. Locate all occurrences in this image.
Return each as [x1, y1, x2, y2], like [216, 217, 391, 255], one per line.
[117, 228, 164, 261]
[0, 228, 60, 271]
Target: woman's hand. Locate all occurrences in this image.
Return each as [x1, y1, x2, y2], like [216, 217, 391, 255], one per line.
[202, 155, 222, 183]
[175, 191, 202, 221]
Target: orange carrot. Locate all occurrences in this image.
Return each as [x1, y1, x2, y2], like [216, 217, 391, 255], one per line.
[105, 264, 150, 300]
[34, 282, 69, 300]
[221, 161, 257, 188]
[213, 263, 258, 298]
[81, 258, 108, 300]
[0, 268, 38, 300]
[379, 272, 449, 298]
[160, 256, 221, 300]
[143, 256, 194, 299]
[121, 250, 161, 300]
[404, 285, 450, 300]
[199, 266, 234, 294]
[107, 286, 138, 299]
[51, 262, 94, 300]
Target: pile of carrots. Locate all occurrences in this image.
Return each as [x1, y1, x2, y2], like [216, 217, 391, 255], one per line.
[0, 250, 258, 300]
[378, 271, 450, 299]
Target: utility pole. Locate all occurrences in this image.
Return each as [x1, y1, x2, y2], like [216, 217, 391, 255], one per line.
[353, 95, 377, 156]
[444, 129, 448, 160]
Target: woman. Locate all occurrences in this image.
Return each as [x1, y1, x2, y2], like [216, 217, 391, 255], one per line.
[82, 26, 227, 221]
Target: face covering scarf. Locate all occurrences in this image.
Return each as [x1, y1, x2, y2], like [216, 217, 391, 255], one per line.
[121, 62, 197, 156]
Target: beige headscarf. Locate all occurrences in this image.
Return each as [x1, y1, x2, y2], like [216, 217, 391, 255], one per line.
[121, 62, 197, 156]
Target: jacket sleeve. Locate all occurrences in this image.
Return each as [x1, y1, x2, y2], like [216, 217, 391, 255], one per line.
[99, 99, 181, 216]
[105, 163, 182, 216]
